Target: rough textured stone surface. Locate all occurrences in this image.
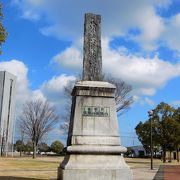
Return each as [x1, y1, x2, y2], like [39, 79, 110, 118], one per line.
[59, 155, 132, 180]
[83, 13, 102, 81]
[58, 81, 133, 180]
[67, 81, 120, 146]
[58, 13, 132, 180]
[59, 169, 132, 180]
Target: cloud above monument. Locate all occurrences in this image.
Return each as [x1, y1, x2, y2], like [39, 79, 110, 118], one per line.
[3, 0, 180, 108]
[52, 38, 180, 96]
[12, 0, 180, 54]
[40, 74, 76, 105]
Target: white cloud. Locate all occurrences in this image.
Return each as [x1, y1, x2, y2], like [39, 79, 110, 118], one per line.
[0, 59, 77, 141]
[41, 74, 76, 102]
[0, 60, 76, 116]
[13, 0, 180, 54]
[171, 100, 180, 107]
[52, 38, 180, 96]
[13, 0, 175, 52]
[161, 13, 180, 53]
[52, 47, 83, 70]
[134, 8, 164, 51]
[12, 0, 46, 20]
[32, 89, 46, 101]
[103, 48, 180, 95]
[133, 96, 155, 106]
[6, 1, 180, 110]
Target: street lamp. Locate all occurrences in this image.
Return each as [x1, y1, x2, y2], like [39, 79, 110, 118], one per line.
[148, 110, 153, 170]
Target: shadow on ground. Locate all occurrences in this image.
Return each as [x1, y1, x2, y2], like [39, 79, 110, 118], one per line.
[0, 177, 36, 180]
[126, 161, 149, 164]
[0, 177, 56, 180]
[153, 165, 163, 180]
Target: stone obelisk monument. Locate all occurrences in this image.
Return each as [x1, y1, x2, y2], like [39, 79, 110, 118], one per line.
[83, 13, 102, 81]
[58, 13, 132, 180]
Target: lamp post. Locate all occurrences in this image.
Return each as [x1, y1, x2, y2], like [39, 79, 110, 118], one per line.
[148, 110, 153, 170]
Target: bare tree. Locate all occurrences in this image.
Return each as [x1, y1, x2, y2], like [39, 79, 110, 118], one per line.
[60, 79, 76, 136]
[105, 75, 133, 115]
[18, 99, 59, 158]
[60, 76, 133, 136]
[19, 128, 25, 157]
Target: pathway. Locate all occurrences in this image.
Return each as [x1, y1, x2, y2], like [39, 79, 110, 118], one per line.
[154, 165, 180, 180]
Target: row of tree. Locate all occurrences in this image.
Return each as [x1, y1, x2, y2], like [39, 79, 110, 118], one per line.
[135, 102, 180, 162]
[17, 75, 133, 158]
[14, 140, 64, 156]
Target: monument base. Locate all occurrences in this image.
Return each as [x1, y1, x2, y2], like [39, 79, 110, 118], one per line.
[57, 81, 133, 180]
[58, 154, 133, 180]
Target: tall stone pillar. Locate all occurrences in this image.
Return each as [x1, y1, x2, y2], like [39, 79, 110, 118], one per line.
[57, 13, 133, 180]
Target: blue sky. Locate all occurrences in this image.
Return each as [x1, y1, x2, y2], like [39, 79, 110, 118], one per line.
[0, 0, 180, 146]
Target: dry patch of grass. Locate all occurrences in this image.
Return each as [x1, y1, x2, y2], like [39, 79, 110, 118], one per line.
[125, 158, 161, 169]
[0, 156, 179, 180]
[0, 156, 63, 179]
[125, 158, 180, 169]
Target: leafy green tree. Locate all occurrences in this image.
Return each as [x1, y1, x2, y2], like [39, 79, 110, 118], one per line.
[38, 142, 49, 153]
[0, 4, 7, 53]
[162, 117, 176, 162]
[50, 140, 64, 154]
[135, 121, 151, 154]
[24, 141, 33, 154]
[172, 107, 180, 162]
[153, 102, 175, 162]
[135, 102, 179, 163]
[135, 121, 160, 154]
[15, 140, 25, 156]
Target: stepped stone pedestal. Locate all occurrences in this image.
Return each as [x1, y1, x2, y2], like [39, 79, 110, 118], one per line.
[57, 81, 133, 180]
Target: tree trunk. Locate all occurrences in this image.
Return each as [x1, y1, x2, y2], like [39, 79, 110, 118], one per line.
[169, 151, 172, 162]
[33, 144, 36, 159]
[161, 151, 163, 161]
[177, 149, 179, 162]
[155, 149, 157, 158]
[20, 150, 22, 157]
[163, 150, 166, 163]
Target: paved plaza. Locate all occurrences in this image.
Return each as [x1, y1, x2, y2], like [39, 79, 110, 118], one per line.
[154, 165, 180, 180]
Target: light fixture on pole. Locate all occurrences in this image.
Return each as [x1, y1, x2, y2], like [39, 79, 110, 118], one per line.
[148, 110, 153, 170]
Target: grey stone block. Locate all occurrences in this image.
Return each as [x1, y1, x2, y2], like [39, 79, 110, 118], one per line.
[58, 13, 132, 180]
[58, 154, 132, 180]
[57, 81, 133, 180]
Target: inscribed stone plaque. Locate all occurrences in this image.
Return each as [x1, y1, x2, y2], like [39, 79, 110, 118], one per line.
[82, 106, 110, 117]
[82, 13, 102, 81]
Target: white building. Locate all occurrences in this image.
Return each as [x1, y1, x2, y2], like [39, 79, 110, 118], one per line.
[128, 146, 147, 157]
[0, 71, 16, 156]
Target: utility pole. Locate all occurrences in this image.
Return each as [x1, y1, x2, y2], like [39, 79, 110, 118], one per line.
[148, 110, 153, 170]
